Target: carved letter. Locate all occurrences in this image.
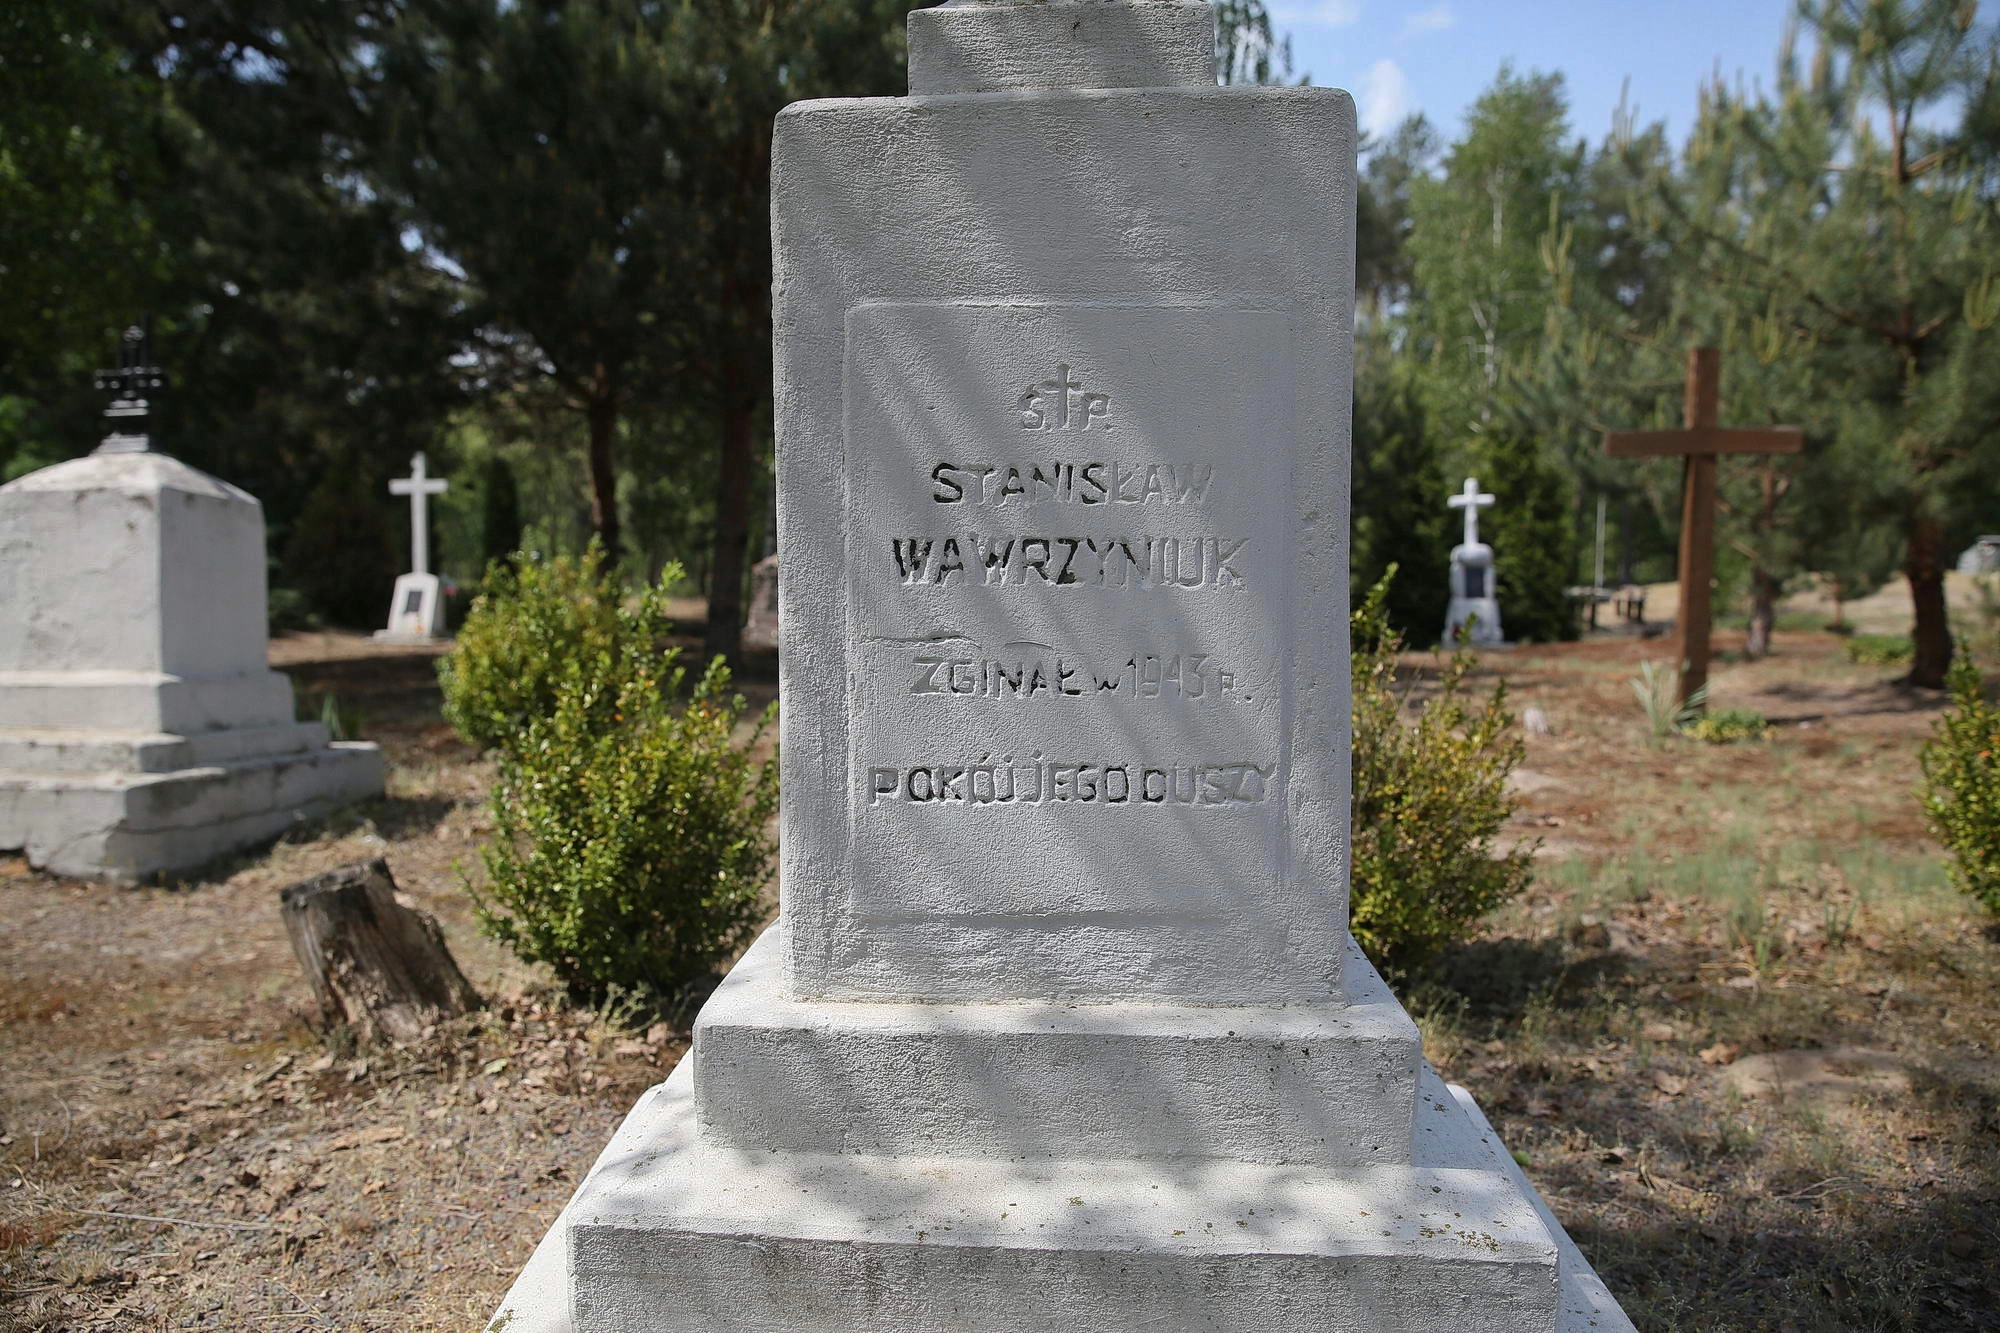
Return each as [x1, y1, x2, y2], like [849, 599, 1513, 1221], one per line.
[933, 537, 966, 586]
[1054, 537, 1082, 585]
[1020, 537, 1051, 583]
[910, 657, 946, 695]
[1213, 539, 1247, 587]
[1018, 388, 1046, 430]
[1079, 462, 1108, 504]
[892, 539, 933, 583]
[931, 463, 965, 503]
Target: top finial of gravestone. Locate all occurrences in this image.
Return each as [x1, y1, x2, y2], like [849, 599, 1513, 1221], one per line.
[92, 318, 166, 456]
[909, 0, 1216, 94]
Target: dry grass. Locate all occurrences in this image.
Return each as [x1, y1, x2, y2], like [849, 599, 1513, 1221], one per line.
[0, 643, 686, 1332]
[2, 626, 1996, 1331]
[1419, 627, 2000, 1332]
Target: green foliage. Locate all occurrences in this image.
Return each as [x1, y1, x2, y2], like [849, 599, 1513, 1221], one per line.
[1480, 428, 1579, 643]
[1350, 574, 1536, 968]
[1632, 660, 1707, 738]
[473, 653, 778, 1000]
[479, 454, 523, 574]
[1846, 634, 1915, 666]
[1213, 0, 1296, 86]
[1920, 654, 2000, 916]
[1684, 708, 1770, 745]
[438, 544, 675, 756]
[1403, 67, 1588, 457]
[1352, 365, 1451, 644]
[292, 684, 364, 743]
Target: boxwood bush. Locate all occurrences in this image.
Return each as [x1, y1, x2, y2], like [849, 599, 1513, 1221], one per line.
[1920, 654, 2000, 917]
[1350, 570, 1536, 969]
[447, 546, 779, 1000]
[438, 543, 676, 756]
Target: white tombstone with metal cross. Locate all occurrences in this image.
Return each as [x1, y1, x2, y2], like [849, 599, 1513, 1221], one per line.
[377, 451, 449, 641]
[0, 325, 383, 880]
[489, 5, 1631, 1329]
[1445, 475, 1506, 646]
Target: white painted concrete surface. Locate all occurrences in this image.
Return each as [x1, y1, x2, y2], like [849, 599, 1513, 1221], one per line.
[487, 1059, 1631, 1333]
[0, 450, 383, 879]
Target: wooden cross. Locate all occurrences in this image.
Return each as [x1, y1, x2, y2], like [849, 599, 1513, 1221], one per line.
[389, 452, 449, 577]
[1603, 348, 1803, 707]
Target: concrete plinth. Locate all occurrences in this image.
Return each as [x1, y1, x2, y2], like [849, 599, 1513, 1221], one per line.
[487, 1061, 1631, 1333]
[0, 736, 383, 880]
[692, 933, 1419, 1168]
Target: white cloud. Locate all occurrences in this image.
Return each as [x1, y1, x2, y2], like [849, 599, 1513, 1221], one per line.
[1403, 5, 1456, 37]
[1359, 57, 1414, 137]
[1273, 0, 1362, 28]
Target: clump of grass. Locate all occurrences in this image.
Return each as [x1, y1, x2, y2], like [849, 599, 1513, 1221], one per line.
[1632, 660, 1707, 739]
[1844, 633, 1913, 666]
[1684, 707, 1771, 744]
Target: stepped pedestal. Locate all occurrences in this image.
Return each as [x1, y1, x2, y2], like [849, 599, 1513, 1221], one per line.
[0, 453, 382, 880]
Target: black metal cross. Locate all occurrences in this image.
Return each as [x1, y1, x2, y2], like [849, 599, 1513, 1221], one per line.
[93, 320, 165, 454]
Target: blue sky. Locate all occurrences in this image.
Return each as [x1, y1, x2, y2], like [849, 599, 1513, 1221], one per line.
[1273, 0, 1804, 150]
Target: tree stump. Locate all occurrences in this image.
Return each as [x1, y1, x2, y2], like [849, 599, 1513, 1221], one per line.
[279, 858, 481, 1045]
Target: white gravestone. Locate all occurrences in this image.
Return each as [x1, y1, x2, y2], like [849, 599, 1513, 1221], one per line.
[742, 552, 780, 648]
[1957, 535, 2000, 575]
[1445, 475, 1506, 646]
[0, 409, 383, 879]
[488, 5, 1631, 1330]
[376, 451, 448, 641]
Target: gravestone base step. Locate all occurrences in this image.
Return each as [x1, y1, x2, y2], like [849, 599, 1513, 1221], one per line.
[695, 927, 1421, 1167]
[0, 741, 382, 880]
[488, 1060, 1634, 1333]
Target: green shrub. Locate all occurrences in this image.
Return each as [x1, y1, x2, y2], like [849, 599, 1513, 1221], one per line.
[472, 654, 779, 1000]
[1684, 707, 1770, 744]
[1845, 633, 1913, 666]
[1919, 654, 2000, 916]
[1350, 570, 1536, 969]
[438, 543, 676, 755]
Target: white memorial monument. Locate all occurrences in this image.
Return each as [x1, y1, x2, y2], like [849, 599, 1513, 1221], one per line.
[491, 4, 1630, 1329]
[1445, 476, 1506, 646]
[0, 326, 384, 880]
[377, 450, 449, 641]
[1957, 534, 2000, 575]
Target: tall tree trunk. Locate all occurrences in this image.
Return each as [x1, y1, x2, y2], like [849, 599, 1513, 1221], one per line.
[1906, 511, 1954, 689]
[1745, 566, 1779, 660]
[585, 390, 622, 568]
[1744, 465, 1784, 661]
[704, 385, 755, 664]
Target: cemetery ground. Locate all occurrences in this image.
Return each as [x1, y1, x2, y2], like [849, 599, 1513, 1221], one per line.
[0, 616, 1995, 1332]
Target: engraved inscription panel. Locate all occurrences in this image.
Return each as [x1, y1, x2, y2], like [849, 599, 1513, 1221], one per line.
[844, 304, 1295, 921]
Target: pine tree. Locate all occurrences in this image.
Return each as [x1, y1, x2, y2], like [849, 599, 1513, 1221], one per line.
[1637, 0, 2000, 686]
[1480, 428, 1578, 644]
[1352, 361, 1451, 644]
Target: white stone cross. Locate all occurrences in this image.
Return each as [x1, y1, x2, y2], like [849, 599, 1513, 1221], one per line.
[1447, 476, 1495, 549]
[388, 452, 449, 576]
